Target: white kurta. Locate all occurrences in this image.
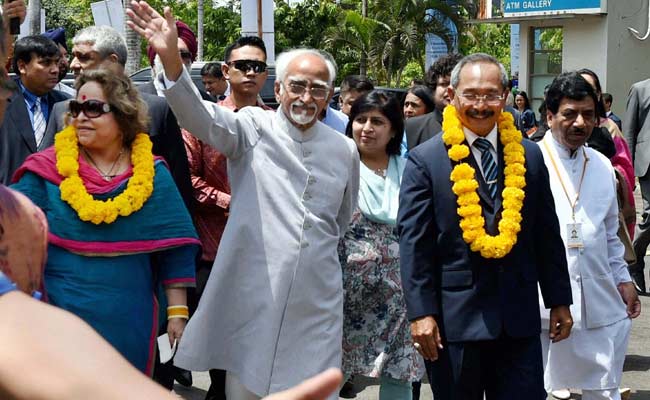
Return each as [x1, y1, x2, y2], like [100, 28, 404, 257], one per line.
[538, 134, 632, 390]
[163, 71, 359, 397]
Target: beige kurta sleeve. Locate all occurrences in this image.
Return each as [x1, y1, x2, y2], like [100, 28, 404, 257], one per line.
[336, 139, 360, 237]
[159, 69, 262, 159]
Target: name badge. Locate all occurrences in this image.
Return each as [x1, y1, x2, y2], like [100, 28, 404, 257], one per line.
[566, 222, 584, 248]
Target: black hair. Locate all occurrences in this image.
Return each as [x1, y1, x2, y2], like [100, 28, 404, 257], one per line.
[425, 53, 463, 90]
[576, 68, 606, 118]
[224, 36, 267, 63]
[340, 75, 374, 94]
[545, 72, 599, 116]
[406, 85, 435, 114]
[201, 62, 224, 78]
[345, 90, 404, 156]
[515, 91, 532, 111]
[12, 35, 60, 74]
[602, 92, 613, 105]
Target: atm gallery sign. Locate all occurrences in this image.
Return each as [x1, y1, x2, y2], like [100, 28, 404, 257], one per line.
[503, 0, 606, 17]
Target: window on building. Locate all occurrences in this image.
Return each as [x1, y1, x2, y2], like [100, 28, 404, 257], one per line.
[529, 27, 562, 119]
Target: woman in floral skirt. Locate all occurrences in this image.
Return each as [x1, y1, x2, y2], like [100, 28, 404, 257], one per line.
[339, 90, 424, 399]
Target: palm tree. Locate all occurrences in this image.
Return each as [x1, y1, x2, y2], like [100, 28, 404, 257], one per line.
[197, 0, 204, 60]
[326, 0, 464, 85]
[124, 0, 142, 75]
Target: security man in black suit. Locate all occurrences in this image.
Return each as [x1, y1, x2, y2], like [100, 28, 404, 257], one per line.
[0, 36, 71, 184]
[404, 53, 463, 151]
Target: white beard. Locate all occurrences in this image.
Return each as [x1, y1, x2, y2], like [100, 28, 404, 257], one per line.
[289, 100, 318, 125]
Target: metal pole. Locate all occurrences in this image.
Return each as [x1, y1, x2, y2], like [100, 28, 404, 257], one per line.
[257, 0, 263, 38]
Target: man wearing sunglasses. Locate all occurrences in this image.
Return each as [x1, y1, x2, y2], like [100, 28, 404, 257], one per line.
[0, 35, 71, 185]
[221, 35, 270, 111]
[128, 2, 359, 399]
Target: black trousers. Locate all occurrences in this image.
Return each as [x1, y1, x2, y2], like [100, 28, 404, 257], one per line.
[426, 333, 546, 400]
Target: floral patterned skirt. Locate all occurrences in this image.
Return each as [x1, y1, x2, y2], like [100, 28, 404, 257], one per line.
[339, 211, 425, 382]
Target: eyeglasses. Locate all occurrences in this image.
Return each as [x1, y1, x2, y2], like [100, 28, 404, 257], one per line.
[228, 59, 267, 74]
[283, 82, 330, 100]
[69, 100, 112, 118]
[179, 50, 193, 60]
[459, 93, 505, 105]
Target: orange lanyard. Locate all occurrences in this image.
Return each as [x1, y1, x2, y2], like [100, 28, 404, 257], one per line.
[543, 139, 589, 222]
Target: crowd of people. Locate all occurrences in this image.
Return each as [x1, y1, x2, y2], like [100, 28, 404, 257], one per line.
[0, 0, 649, 399]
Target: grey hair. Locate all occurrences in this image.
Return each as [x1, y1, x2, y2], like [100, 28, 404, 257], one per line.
[73, 26, 128, 67]
[450, 53, 508, 90]
[275, 48, 337, 86]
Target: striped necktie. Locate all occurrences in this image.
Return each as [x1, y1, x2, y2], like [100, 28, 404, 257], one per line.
[473, 137, 498, 198]
[32, 98, 46, 147]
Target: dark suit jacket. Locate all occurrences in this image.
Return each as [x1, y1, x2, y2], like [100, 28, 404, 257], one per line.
[608, 112, 622, 131]
[0, 87, 71, 184]
[624, 79, 650, 177]
[41, 93, 193, 211]
[404, 108, 443, 150]
[397, 133, 572, 343]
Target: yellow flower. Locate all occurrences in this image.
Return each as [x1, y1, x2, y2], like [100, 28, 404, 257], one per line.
[443, 105, 527, 259]
[448, 144, 470, 162]
[55, 126, 155, 225]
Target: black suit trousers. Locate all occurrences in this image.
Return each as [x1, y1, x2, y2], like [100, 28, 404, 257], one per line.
[426, 333, 546, 400]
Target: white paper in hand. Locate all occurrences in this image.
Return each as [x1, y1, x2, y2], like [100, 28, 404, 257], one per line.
[157, 333, 178, 363]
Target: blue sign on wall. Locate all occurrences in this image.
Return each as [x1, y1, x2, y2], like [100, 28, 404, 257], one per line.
[503, 0, 604, 16]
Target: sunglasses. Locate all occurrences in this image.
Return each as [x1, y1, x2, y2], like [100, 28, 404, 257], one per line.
[179, 50, 193, 60]
[228, 59, 267, 74]
[69, 100, 113, 118]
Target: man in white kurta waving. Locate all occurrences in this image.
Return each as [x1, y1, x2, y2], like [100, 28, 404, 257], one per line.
[127, 3, 359, 399]
[538, 71, 641, 400]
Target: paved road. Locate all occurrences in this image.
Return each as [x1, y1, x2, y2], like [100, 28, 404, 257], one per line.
[174, 189, 650, 400]
[171, 294, 649, 399]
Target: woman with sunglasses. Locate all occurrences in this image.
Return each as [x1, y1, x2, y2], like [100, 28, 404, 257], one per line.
[339, 91, 424, 399]
[11, 69, 200, 375]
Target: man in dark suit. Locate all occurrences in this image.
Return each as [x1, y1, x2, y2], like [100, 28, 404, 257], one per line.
[603, 92, 622, 131]
[0, 35, 71, 184]
[398, 53, 573, 400]
[404, 53, 463, 150]
[624, 79, 650, 292]
[42, 25, 192, 210]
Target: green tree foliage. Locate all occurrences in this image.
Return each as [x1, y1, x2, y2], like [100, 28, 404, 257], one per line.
[459, 22, 511, 75]
[326, 0, 462, 87]
[142, 0, 241, 65]
[42, 0, 92, 49]
[274, 0, 340, 53]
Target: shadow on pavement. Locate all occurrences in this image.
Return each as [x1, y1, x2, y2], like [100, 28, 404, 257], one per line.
[624, 355, 650, 372]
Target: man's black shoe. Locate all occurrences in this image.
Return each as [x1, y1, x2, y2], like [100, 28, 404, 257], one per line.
[173, 366, 193, 387]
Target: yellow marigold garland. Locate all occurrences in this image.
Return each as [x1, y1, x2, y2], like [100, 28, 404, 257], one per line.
[54, 125, 155, 225]
[442, 105, 527, 259]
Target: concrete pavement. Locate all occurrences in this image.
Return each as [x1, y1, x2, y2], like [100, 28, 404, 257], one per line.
[171, 296, 649, 399]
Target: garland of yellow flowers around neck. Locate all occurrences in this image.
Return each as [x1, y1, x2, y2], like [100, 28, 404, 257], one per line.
[54, 125, 155, 225]
[442, 105, 526, 259]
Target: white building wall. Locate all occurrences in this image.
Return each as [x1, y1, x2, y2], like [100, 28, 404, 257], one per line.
[605, 0, 650, 116]
[515, 0, 650, 117]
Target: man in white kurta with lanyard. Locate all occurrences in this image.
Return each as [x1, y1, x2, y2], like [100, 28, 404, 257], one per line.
[538, 72, 641, 400]
[127, 3, 359, 400]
